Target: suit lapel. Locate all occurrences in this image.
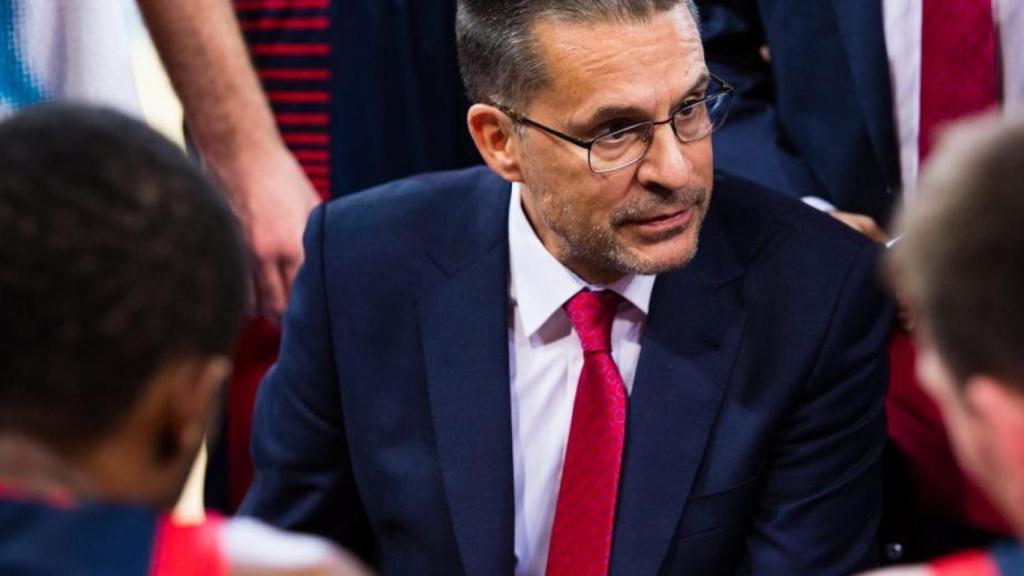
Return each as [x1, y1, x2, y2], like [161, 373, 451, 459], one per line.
[609, 200, 748, 576]
[419, 173, 516, 576]
[829, 0, 901, 188]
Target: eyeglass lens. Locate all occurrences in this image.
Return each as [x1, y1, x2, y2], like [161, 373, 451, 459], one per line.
[588, 89, 731, 173]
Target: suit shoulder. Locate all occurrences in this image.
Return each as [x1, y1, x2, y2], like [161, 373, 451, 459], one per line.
[712, 170, 877, 266]
[318, 166, 506, 249]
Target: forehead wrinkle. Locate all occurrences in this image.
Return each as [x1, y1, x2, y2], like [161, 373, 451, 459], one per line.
[585, 69, 709, 127]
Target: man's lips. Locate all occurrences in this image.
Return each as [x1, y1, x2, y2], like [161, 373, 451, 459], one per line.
[621, 206, 694, 231]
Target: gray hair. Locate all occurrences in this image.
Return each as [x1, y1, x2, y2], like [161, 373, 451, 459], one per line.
[456, 0, 700, 110]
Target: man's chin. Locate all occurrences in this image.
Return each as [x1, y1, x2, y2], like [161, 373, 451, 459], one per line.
[618, 236, 700, 276]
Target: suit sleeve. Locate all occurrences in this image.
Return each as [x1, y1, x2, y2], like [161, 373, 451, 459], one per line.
[697, 0, 830, 204]
[239, 204, 376, 562]
[741, 242, 891, 575]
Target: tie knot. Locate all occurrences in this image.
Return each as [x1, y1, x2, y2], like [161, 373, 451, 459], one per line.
[564, 289, 622, 353]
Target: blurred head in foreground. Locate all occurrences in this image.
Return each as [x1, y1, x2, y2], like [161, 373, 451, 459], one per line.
[888, 113, 1024, 535]
[0, 104, 247, 508]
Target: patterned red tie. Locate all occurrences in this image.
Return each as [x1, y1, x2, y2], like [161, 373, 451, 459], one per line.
[546, 289, 627, 576]
[919, 0, 1001, 161]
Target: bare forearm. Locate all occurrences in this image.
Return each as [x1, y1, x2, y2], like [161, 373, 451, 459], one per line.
[135, 0, 283, 190]
[136, 0, 321, 317]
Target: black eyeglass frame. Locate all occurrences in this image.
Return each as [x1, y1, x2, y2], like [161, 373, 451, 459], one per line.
[499, 74, 735, 173]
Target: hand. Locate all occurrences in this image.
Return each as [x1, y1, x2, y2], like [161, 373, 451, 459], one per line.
[829, 210, 889, 244]
[216, 145, 321, 321]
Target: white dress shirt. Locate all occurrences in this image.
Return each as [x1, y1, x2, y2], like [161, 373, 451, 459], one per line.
[804, 0, 1023, 210]
[507, 182, 656, 576]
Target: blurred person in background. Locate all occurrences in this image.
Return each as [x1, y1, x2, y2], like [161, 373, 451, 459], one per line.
[1, 0, 317, 320]
[2, 0, 323, 512]
[860, 115, 1024, 575]
[696, 0, 1024, 561]
[0, 104, 367, 576]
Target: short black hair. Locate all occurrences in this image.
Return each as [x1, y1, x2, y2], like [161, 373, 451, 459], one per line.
[456, 0, 698, 109]
[889, 114, 1024, 385]
[0, 105, 247, 451]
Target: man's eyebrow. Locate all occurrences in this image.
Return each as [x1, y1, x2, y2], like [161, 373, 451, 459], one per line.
[580, 71, 711, 129]
[582, 104, 649, 130]
[666, 71, 712, 113]
[675, 71, 711, 107]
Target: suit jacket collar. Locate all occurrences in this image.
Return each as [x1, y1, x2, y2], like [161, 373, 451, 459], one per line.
[420, 170, 516, 576]
[609, 180, 758, 575]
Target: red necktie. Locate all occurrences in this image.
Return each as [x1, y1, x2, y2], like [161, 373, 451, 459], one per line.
[546, 290, 627, 576]
[919, 0, 1001, 161]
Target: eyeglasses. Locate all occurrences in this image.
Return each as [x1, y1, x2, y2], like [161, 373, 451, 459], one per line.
[500, 74, 734, 173]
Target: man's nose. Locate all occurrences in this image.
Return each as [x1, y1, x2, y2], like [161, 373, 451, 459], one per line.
[635, 123, 692, 192]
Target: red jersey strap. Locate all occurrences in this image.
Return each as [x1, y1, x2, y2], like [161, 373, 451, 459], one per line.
[150, 513, 229, 576]
[930, 549, 1002, 576]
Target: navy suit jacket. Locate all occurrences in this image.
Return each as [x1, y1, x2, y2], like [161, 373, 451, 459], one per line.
[242, 166, 891, 575]
[698, 0, 901, 226]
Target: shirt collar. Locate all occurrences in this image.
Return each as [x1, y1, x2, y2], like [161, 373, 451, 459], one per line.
[508, 182, 656, 338]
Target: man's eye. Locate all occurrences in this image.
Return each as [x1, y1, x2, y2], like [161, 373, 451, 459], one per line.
[677, 100, 699, 117]
[596, 121, 632, 138]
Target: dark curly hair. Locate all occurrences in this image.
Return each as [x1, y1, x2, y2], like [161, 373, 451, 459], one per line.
[0, 104, 247, 451]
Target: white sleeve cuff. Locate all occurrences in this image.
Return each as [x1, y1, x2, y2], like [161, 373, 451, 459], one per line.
[801, 196, 837, 213]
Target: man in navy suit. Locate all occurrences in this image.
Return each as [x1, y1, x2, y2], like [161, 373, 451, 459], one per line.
[242, 1, 891, 574]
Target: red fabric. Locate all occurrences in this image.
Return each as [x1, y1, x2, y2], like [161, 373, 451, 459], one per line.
[0, 482, 74, 508]
[226, 0, 334, 507]
[887, 2, 1005, 534]
[547, 290, 627, 576]
[919, 0, 1000, 161]
[150, 514, 228, 576]
[887, 330, 1012, 533]
[929, 549, 1002, 576]
[227, 318, 281, 511]
[235, 0, 333, 199]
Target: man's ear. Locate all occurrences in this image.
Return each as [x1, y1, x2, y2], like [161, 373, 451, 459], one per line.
[964, 375, 1024, 466]
[167, 357, 231, 461]
[127, 356, 231, 507]
[962, 373, 1024, 494]
[467, 103, 526, 183]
